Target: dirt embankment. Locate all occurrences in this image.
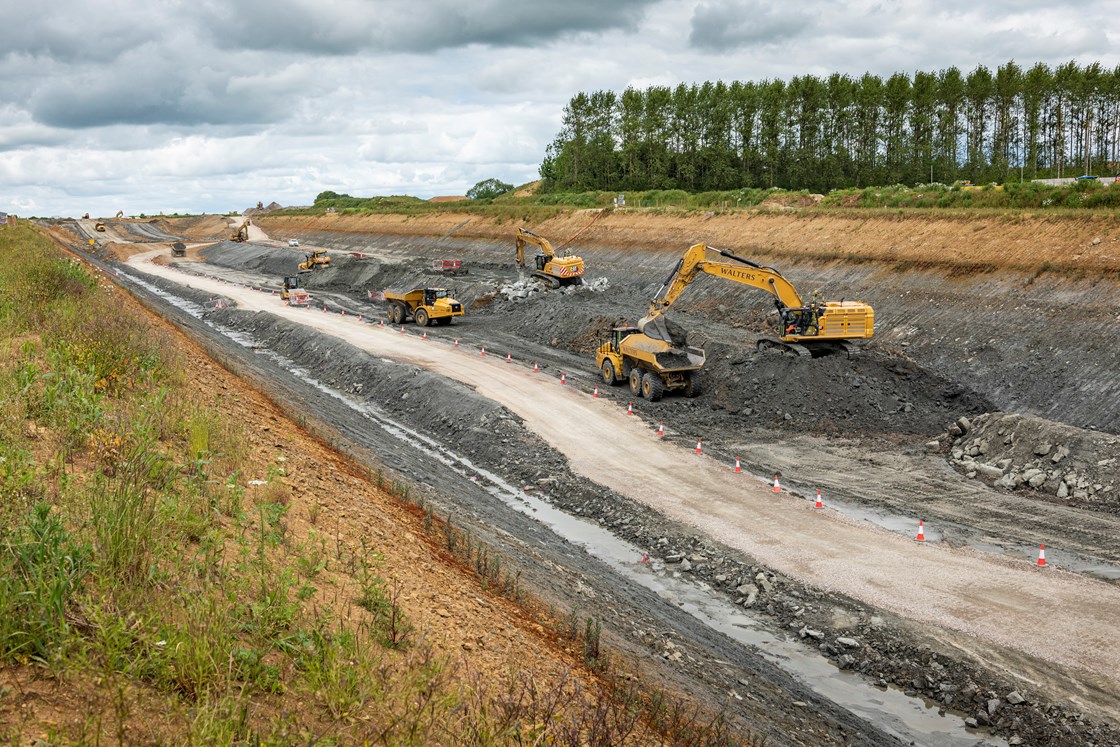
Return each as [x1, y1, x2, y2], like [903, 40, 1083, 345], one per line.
[256, 208, 1120, 274]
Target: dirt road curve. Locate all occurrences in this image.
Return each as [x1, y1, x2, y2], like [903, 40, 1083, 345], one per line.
[128, 249, 1120, 694]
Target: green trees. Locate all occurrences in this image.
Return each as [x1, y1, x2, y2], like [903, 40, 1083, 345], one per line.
[540, 60, 1120, 193]
[466, 179, 514, 200]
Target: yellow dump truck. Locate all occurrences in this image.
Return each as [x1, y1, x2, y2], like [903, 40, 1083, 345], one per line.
[596, 325, 705, 401]
[383, 287, 464, 327]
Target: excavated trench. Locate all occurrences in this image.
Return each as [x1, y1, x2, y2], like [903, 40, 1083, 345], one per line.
[61, 217, 1120, 745]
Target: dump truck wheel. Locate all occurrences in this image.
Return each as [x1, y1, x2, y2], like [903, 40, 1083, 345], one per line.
[415, 308, 430, 327]
[601, 360, 618, 385]
[642, 373, 664, 402]
[684, 372, 702, 398]
[629, 368, 642, 396]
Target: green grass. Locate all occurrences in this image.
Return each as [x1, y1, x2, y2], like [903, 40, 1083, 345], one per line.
[0, 222, 755, 745]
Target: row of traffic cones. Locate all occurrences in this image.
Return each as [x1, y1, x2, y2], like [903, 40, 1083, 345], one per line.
[913, 520, 1049, 567]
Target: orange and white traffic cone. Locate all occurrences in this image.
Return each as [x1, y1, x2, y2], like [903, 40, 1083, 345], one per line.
[560, 372, 566, 384]
[379, 320, 384, 327]
[422, 330, 427, 340]
[481, 345, 486, 356]
[400, 325, 406, 334]
[734, 456, 742, 473]
[533, 361, 539, 372]
[358, 314, 362, 322]
[506, 353, 512, 363]
[341, 309, 345, 316]
[695, 438, 702, 455]
[772, 475, 781, 493]
[657, 422, 665, 437]
[593, 385, 599, 398]
[1037, 544, 1047, 567]
[626, 402, 633, 415]
[915, 520, 926, 542]
[814, 489, 823, 509]
[454, 338, 459, 347]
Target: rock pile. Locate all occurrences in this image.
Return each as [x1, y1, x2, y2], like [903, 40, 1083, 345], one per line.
[497, 276, 609, 302]
[943, 412, 1119, 513]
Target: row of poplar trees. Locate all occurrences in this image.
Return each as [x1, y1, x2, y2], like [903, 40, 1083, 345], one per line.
[539, 61, 1120, 193]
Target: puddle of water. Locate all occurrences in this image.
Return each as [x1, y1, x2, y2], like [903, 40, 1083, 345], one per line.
[121, 273, 1003, 746]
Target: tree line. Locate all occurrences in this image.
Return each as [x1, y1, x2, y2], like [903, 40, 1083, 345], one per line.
[539, 61, 1120, 193]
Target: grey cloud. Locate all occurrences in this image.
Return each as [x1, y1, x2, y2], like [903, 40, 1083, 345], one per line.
[689, 0, 814, 51]
[198, 0, 658, 54]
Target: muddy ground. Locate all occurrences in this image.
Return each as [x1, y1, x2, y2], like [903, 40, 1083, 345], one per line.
[57, 215, 1120, 746]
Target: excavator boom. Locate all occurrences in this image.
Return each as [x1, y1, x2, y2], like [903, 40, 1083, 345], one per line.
[513, 228, 585, 288]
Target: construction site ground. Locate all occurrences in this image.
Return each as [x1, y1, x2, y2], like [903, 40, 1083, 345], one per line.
[52, 210, 1120, 746]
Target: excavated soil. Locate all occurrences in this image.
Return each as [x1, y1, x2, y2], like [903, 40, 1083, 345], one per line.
[53, 211, 1120, 746]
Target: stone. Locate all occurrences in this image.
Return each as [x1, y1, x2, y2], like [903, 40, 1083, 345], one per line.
[1051, 445, 1070, 463]
[1057, 482, 1069, 499]
[925, 440, 941, 452]
[956, 416, 971, 433]
[974, 463, 1005, 480]
[665, 554, 683, 563]
[1034, 443, 1052, 456]
[736, 583, 759, 596]
[948, 424, 963, 438]
[965, 718, 979, 728]
[836, 637, 861, 648]
[799, 626, 825, 640]
[987, 698, 1001, 716]
[1006, 691, 1025, 705]
[755, 572, 773, 593]
[679, 558, 692, 572]
[838, 654, 855, 669]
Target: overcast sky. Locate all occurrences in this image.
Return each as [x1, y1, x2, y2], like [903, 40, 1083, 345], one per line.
[1, 0, 1116, 217]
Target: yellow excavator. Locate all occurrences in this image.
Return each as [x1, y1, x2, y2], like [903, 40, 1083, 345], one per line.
[596, 243, 874, 400]
[231, 221, 249, 242]
[514, 228, 585, 288]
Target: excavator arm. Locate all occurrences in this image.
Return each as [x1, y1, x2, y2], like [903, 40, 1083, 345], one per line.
[514, 227, 556, 268]
[648, 243, 804, 318]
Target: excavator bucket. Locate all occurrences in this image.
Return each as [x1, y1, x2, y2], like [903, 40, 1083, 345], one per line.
[639, 314, 689, 347]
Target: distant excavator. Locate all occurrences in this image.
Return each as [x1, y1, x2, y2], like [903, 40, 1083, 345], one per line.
[115, 211, 124, 219]
[596, 243, 874, 401]
[514, 228, 585, 288]
[231, 221, 249, 242]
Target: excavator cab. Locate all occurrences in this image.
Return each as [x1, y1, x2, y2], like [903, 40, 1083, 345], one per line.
[534, 255, 547, 271]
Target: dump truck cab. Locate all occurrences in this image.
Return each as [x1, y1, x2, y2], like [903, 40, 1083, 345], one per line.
[280, 275, 309, 306]
[383, 287, 464, 327]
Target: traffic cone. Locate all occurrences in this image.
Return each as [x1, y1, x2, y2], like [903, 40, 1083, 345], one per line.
[379, 319, 384, 327]
[454, 338, 459, 347]
[422, 330, 427, 340]
[481, 345, 486, 356]
[533, 361, 539, 372]
[560, 372, 566, 384]
[915, 520, 926, 542]
[358, 314, 362, 322]
[400, 325, 405, 334]
[1037, 544, 1047, 567]
[323, 305, 326, 312]
[626, 402, 633, 415]
[772, 475, 781, 493]
[341, 309, 345, 316]
[593, 385, 599, 398]
[657, 422, 664, 437]
[506, 353, 512, 363]
[695, 438, 702, 455]
[814, 489, 823, 509]
[734, 456, 741, 473]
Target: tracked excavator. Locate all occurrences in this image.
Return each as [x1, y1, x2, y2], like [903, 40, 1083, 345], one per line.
[231, 221, 249, 242]
[514, 228, 585, 288]
[596, 243, 874, 401]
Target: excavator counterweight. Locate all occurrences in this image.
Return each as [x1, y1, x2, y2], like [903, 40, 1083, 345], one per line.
[514, 228, 585, 288]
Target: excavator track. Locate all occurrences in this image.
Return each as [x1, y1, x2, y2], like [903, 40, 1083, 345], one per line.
[757, 338, 813, 358]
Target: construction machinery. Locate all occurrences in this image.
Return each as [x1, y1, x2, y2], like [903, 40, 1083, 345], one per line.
[281, 275, 309, 306]
[231, 221, 249, 242]
[596, 243, 874, 401]
[298, 248, 331, 272]
[171, 241, 186, 257]
[383, 287, 463, 327]
[514, 228, 584, 288]
[432, 259, 468, 276]
[115, 211, 124, 219]
[95, 222, 106, 232]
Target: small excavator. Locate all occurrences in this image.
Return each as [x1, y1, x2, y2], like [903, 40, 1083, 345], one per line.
[230, 221, 250, 242]
[514, 228, 585, 288]
[596, 243, 874, 401]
